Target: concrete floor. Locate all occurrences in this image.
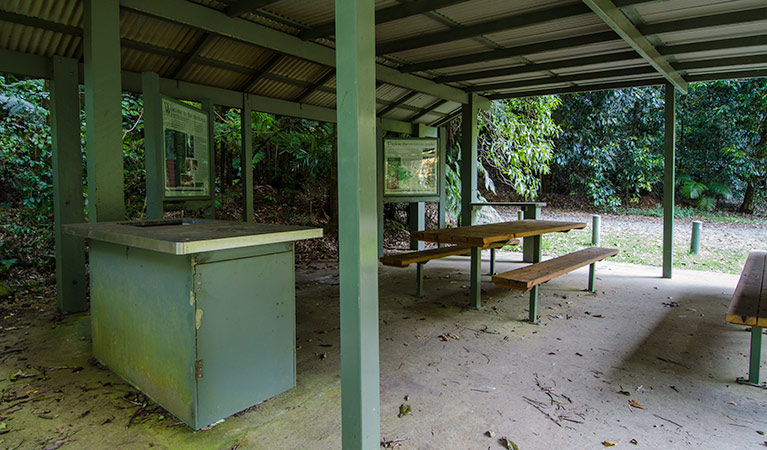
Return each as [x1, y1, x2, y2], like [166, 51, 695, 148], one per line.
[1, 253, 765, 449]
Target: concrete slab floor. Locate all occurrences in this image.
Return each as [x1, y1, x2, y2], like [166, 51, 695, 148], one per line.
[0, 254, 763, 449]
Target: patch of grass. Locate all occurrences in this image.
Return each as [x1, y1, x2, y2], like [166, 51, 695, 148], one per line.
[540, 226, 748, 274]
[614, 206, 766, 225]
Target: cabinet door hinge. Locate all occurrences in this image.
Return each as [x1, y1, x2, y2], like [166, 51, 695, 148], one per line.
[195, 360, 204, 379]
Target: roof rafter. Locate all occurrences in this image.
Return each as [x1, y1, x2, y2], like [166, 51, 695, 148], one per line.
[171, 33, 215, 79]
[400, 31, 618, 74]
[299, 0, 470, 41]
[406, 99, 447, 122]
[638, 7, 767, 36]
[377, 91, 419, 117]
[224, 0, 281, 18]
[293, 69, 335, 103]
[240, 53, 283, 92]
[583, 0, 688, 93]
[120, 0, 483, 106]
[466, 66, 657, 93]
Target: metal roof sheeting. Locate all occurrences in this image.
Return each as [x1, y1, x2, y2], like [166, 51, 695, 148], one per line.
[0, 0, 765, 122]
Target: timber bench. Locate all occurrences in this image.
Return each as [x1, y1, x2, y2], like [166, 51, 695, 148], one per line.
[492, 247, 618, 323]
[726, 250, 767, 388]
[381, 240, 519, 296]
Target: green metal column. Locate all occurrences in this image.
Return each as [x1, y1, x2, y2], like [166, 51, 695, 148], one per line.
[335, 0, 381, 447]
[376, 120, 384, 258]
[663, 83, 676, 278]
[437, 127, 447, 231]
[408, 203, 425, 250]
[50, 56, 87, 314]
[241, 94, 255, 222]
[521, 204, 541, 263]
[83, 0, 125, 222]
[142, 72, 164, 220]
[460, 94, 478, 227]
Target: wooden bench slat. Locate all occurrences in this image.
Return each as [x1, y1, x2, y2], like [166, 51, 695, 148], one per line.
[492, 247, 618, 291]
[380, 240, 519, 268]
[726, 251, 767, 326]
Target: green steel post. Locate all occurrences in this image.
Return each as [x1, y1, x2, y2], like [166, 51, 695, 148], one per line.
[241, 94, 255, 222]
[522, 204, 541, 262]
[376, 121, 384, 258]
[437, 127, 447, 247]
[663, 83, 676, 278]
[742, 326, 764, 386]
[83, 0, 125, 222]
[335, 0, 381, 447]
[416, 263, 424, 297]
[202, 99, 216, 219]
[489, 248, 496, 275]
[460, 94, 479, 227]
[532, 235, 542, 263]
[408, 202, 425, 250]
[142, 72, 164, 220]
[528, 285, 539, 323]
[517, 210, 524, 221]
[50, 56, 87, 314]
[690, 221, 702, 254]
[469, 247, 481, 308]
[588, 263, 596, 292]
[592, 215, 601, 246]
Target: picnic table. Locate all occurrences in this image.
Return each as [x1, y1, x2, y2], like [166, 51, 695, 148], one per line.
[411, 220, 586, 308]
[470, 201, 547, 262]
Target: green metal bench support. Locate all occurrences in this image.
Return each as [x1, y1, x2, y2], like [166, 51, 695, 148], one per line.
[416, 262, 425, 297]
[739, 326, 766, 388]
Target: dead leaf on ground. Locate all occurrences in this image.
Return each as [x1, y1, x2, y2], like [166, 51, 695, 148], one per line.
[617, 389, 631, 396]
[485, 430, 495, 438]
[602, 441, 618, 447]
[629, 399, 645, 409]
[43, 439, 69, 450]
[630, 438, 639, 445]
[397, 404, 412, 418]
[500, 437, 519, 450]
[380, 438, 405, 448]
[319, 352, 327, 361]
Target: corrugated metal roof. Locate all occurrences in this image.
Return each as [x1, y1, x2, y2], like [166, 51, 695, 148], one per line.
[0, 0, 765, 123]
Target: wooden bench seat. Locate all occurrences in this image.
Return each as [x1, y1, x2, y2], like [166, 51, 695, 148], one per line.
[492, 247, 618, 323]
[380, 240, 519, 296]
[725, 250, 767, 387]
[492, 247, 619, 291]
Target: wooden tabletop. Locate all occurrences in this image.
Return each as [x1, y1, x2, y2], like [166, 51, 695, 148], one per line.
[410, 220, 586, 248]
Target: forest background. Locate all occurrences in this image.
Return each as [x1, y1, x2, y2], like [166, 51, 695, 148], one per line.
[1, 76, 766, 290]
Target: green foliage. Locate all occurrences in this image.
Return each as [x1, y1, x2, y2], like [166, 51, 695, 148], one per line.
[477, 97, 561, 199]
[553, 86, 664, 207]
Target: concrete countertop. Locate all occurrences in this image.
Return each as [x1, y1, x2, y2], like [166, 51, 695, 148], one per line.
[64, 219, 323, 255]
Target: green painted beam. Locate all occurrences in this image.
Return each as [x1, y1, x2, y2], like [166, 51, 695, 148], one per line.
[299, 0, 471, 41]
[489, 78, 664, 99]
[83, 0, 125, 221]
[687, 69, 767, 83]
[241, 94, 255, 222]
[467, 66, 656, 93]
[376, 3, 593, 55]
[0, 48, 51, 79]
[435, 51, 639, 84]
[662, 83, 675, 279]
[430, 108, 461, 128]
[638, 7, 767, 36]
[584, 0, 688, 93]
[658, 35, 767, 56]
[120, 0, 478, 104]
[335, 0, 381, 447]
[50, 56, 87, 314]
[224, 0, 280, 17]
[400, 31, 617, 74]
[674, 54, 767, 71]
[141, 72, 164, 219]
[0, 10, 82, 36]
[240, 53, 283, 92]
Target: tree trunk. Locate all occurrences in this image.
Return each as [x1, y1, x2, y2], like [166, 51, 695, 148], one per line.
[740, 180, 756, 213]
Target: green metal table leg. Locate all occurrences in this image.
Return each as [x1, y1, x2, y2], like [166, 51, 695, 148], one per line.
[469, 247, 481, 308]
[416, 262, 424, 297]
[528, 285, 539, 324]
[489, 248, 496, 275]
[522, 206, 541, 263]
[588, 263, 596, 292]
[738, 326, 766, 388]
[532, 235, 541, 263]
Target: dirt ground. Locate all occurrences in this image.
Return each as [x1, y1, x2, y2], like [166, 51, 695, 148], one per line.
[0, 253, 764, 449]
